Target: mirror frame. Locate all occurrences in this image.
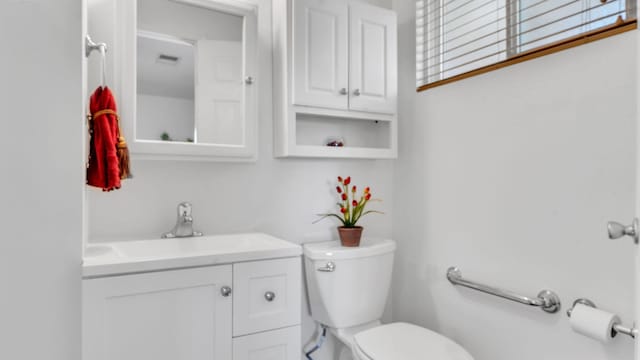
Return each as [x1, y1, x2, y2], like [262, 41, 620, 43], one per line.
[115, 0, 258, 161]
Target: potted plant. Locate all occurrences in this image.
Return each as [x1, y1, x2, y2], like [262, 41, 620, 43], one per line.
[314, 176, 382, 247]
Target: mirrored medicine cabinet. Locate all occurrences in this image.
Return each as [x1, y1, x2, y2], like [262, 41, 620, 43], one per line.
[115, 0, 258, 161]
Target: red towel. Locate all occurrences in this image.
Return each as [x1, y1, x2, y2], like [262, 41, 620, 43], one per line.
[87, 86, 121, 191]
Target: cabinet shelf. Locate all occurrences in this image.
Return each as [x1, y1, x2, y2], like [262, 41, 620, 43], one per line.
[286, 145, 397, 159]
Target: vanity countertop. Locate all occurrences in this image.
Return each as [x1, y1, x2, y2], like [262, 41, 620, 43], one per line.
[83, 233, 302, 278]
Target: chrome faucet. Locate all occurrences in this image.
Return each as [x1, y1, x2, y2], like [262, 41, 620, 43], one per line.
[162, 202, 203, 238]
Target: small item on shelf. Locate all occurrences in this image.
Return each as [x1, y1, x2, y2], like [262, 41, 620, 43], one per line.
[161, 132, 172, 141]
[325, 136, 345, 147]
[313, 176, 383, 247]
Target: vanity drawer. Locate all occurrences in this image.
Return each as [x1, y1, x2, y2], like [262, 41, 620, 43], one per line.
[233, 325, 301, 360]
[233, 257, 301, 336]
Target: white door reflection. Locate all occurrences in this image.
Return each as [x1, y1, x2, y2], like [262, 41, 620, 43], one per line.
[195, 40, 243, 145]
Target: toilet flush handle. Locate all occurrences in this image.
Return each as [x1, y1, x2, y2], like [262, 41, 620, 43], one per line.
[317, 262, 335, 272]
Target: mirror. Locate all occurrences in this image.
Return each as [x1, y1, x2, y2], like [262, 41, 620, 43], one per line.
[118, 0, 257, 160]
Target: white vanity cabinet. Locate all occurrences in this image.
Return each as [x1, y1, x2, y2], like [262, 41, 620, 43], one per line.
[274, 0, 397, 159]
[83, 257, 301, 360]
[83, 265, 233, 360]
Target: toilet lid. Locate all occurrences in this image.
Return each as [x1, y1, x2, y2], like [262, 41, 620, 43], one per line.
[354, 322, 473, 360]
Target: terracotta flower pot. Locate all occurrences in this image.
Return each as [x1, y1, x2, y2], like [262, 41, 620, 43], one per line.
[338, 226, 363, 247]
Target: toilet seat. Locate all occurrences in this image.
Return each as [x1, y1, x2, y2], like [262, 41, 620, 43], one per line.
[353, 322, 473, 360]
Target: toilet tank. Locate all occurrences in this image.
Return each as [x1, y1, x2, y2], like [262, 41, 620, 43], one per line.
[304, 239, 396, 329]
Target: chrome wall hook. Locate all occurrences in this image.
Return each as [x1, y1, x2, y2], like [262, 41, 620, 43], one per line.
[85, 35, 107, 58]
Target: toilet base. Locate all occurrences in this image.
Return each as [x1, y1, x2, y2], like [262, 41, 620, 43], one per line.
[329, 320, 381, 348]
[326, 320, 381, 360]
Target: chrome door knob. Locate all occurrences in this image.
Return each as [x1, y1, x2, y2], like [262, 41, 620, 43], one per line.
[339, 88, 348, 95]
[264, 291, 275, 302]
[220, 286, 232, 297]
[607, 218, 638, 244]
[353, 89, 361, 96]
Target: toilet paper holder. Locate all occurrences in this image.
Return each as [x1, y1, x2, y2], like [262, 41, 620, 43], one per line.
[567, 298, 638, 339]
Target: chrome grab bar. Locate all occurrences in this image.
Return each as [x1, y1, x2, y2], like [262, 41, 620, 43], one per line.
[446, 267, 561, 314]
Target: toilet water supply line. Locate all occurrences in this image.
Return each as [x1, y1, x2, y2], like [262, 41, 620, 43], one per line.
[305, 324, 328, 360]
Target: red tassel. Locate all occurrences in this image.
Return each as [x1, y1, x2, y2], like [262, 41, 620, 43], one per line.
[116, 134, 131, 179]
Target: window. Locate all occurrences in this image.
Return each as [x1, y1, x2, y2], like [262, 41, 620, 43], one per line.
[416, 0, 637, 90]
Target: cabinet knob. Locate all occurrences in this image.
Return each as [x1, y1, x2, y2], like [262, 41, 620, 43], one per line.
[339, 88, 348, 95]
[353, 89, 361, 96]
[264, 291, 276, 302]
[220, 286, 232, 297]
[245, 76, 254, 85]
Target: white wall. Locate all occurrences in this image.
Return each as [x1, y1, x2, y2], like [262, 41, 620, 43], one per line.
[0, 1, 83, 360]
[88, 1, 393, 359]
[137, 94, 195, 141]
[138, 0, 243, 42]
[393, 1, 636, 360]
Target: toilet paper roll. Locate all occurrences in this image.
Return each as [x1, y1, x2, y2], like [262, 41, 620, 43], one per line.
[570, 304, 620, 343]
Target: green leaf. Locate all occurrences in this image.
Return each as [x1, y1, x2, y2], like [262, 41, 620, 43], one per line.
[313, 213, 346, 226]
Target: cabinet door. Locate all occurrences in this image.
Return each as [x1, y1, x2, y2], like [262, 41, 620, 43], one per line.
[349, 3, 397, 114]
[293, 0, 349, 110]
[233, 326, 301, 360]
[233, 257, 301, 336]
[83, 266, 233, 360]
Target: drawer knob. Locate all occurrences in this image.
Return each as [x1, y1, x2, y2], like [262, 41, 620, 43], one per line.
[264, 291, 276, 302]
[220, 286, 232, 297]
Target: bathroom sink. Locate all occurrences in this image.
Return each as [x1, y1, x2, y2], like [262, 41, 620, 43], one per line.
[115, 233, 284, 258]
[84, 244, 117, 258]
[82, 233, 301, 278]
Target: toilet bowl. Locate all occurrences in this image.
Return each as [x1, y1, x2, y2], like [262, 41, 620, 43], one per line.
[303, 239, 473, 360]
[352, 322, 472, 360]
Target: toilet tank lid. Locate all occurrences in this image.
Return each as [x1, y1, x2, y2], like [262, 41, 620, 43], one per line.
[303, 238, 396, 260]
[354, 322, 474, 360]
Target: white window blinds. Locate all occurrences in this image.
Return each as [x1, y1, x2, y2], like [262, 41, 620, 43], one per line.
[416, 0, 637, 89]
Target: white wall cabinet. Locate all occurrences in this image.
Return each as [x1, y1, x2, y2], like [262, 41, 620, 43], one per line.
[83, 257, 301, 360]
[348, 3, 397, 114]
[274, 0, 397, 159]
[293, 0, 349, 110]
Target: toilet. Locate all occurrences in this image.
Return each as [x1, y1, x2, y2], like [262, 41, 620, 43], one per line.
[304, 238, 473, 360]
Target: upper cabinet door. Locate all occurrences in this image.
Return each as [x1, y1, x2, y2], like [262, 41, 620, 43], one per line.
[349, 3, 397, 114]
[293, 0, 349, 110]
